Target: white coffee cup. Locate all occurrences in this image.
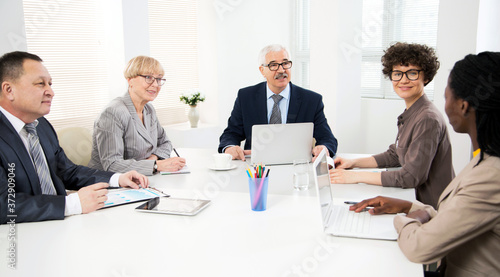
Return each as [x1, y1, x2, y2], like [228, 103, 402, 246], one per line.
[213, 153, 232, 169]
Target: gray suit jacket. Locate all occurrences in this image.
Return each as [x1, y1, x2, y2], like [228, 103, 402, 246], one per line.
[394, 153, 500, 276]
[88, 93, 172, 175]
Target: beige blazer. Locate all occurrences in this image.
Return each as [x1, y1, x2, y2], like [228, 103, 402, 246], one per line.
[394, 153, 500, 276]
[88, 93, 172, 175]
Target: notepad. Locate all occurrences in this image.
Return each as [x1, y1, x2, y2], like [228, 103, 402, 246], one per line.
[103, 188, 168, 208]
[160, 165, 191, 175]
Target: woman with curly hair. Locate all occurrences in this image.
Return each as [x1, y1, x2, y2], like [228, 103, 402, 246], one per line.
[330, 42, 455, 208]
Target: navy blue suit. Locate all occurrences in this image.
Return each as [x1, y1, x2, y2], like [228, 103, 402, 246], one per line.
[218, 82, 338, 156]
[0, 113, 114, 224]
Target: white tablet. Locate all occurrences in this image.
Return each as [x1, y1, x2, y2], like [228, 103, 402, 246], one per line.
[135, 197, 211, 216]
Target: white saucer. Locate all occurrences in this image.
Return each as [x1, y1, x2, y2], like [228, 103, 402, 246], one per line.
[208, 164, 238, 171]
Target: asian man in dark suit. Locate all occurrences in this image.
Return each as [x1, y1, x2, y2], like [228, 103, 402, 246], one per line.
[0, 51, 149, 224]
[219, 44, 338, 160]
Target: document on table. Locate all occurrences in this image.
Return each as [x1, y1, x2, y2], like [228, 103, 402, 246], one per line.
[160, 165, 190, 175]
[350, 168, 388, 172]
[103, 188, 167, 208]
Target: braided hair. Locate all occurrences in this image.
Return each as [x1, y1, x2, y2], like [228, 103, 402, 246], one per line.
[449, 51, 500, 163]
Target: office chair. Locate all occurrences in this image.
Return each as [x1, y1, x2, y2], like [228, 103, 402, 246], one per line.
[56, 127, 93, 166]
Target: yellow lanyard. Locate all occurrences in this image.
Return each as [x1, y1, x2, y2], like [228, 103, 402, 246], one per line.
[473, 148, 481, 158]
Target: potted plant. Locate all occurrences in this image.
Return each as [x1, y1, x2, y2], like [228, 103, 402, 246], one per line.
[180, 90, 205, 128]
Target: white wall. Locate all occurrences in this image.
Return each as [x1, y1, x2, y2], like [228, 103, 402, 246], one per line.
[433, 0, 481, 172]
[0, 1, 26, 53]
[102, 0, 127, 99]
[214, 0, 293, 129]
[310, 1, 362, 154]
[477, 0, 500, 52]
[197, 0, 219, 126]
[122, 0, 150, 61]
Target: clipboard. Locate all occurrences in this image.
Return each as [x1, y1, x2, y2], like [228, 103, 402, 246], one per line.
[103, 188, 169, 208]
[135, 197, 211, 216]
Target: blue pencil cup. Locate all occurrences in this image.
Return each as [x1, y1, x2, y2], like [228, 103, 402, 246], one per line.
[248, 177, 269, 211]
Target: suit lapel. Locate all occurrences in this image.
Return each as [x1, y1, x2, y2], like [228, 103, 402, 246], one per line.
[123, 94, 155, 145]
[258, 83, 269, 124]
[0, 114, 42, 194]
[287, 82, 301, 123]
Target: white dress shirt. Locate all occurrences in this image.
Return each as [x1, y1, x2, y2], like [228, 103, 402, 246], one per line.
[266, 82, 290, 124]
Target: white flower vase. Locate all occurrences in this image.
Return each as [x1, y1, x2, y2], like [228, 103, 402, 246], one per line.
[188, 105, 199, 128]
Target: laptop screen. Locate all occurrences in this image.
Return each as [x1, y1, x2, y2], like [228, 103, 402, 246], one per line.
[251, 122, 313, 165]
[314, 149, 333, 222]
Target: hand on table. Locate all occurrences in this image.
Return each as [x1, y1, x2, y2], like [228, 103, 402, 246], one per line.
[329, 168, 358, 184]
[225, 146, 251, 161]
[333, 156, 355, 169]
[119, 170, 150, 189]
[348, 196, 413, 215]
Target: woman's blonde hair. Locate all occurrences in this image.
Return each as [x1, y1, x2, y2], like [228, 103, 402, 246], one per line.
[124, 56, 164, 79]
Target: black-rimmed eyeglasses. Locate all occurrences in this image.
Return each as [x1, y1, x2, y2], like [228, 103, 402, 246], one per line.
[262, 61, 293, 71]
[390, 70, 423, 81]
[139, 75, 166, 86]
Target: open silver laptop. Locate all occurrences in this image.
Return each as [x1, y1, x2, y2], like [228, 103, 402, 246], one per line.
[312, 149, 398, 240]
[251, 122, 313, 165]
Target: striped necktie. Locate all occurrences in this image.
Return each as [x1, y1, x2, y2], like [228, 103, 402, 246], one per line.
[269, 94, 284, 124]
[25, 122, 57, 195]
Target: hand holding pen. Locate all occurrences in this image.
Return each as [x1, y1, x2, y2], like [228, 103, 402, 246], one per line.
[156, 148, 186, 172]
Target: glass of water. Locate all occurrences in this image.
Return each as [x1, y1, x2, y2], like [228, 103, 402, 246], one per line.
[293, 159, 310, 191]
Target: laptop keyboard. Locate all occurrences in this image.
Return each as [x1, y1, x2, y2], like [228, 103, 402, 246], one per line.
[331, 205, 371, 234]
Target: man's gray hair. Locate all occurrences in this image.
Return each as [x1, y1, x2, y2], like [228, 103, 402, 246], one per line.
[258, 44, 291, 66]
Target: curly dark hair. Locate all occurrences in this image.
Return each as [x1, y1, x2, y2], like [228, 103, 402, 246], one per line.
[381, 42, 440, 86]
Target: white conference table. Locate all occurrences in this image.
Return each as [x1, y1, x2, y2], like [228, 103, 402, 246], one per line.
[0, 148, 423, 277]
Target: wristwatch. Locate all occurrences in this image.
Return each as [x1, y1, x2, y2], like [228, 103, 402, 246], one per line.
[153, 161, 158, 174]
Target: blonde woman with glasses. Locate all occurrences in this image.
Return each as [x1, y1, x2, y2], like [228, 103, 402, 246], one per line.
[89, 56, 185, 176]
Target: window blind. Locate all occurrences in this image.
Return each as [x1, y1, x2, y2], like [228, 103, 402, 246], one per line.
[23, 0, 110, 130]
[148, 0, 199, 125]
[361, 0, 439, 100]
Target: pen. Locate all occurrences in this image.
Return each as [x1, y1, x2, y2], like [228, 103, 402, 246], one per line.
[173, 148, 180, 157]
[344, 201, 359, 205]
[150, 187, 171, 197]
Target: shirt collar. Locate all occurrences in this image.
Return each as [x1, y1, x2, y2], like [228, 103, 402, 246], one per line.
[397, 94, 429, 126]
[0, 106, 34, 134]
[266, 83, 290, 100]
